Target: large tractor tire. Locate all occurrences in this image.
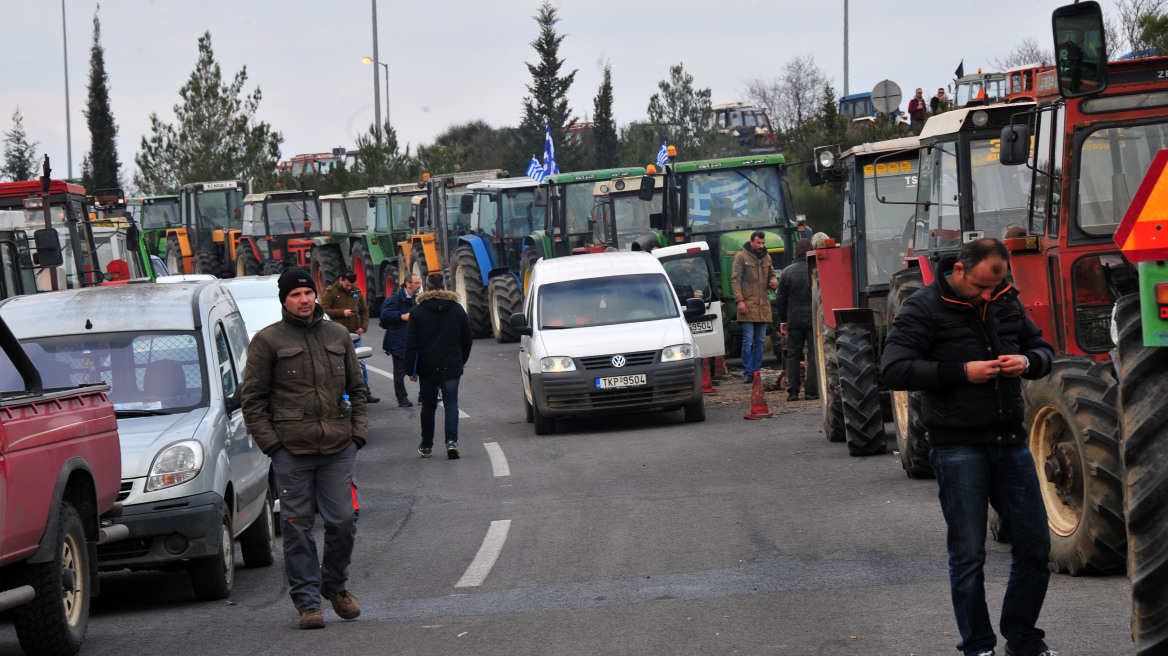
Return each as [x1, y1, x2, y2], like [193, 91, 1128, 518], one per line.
[1114, 294, 1168, 655]
[381, 261, 398, 301]
[263, 259, 286, 276]
[352, 242, 379, 307]
[811, 272, 844, 443]
[12, 502, 91, 656]
[489, 275, 523, 343]
[1024, 357, 1125, 575]
[835, 322, 888, 457]
[452, 245, 491, 337]
[887, 269, 931, 477]
[311, 245, 345, 291]
[236, 248, 263, 277]
[410, 243, 429, 282]
[519, 246, 541, 295]
[165, 235, 185, 276]
[194, 250, 230, 278]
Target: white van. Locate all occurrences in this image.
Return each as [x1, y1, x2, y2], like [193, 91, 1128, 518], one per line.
[511, 251, 708, 434]
[652, 241, 725, 358]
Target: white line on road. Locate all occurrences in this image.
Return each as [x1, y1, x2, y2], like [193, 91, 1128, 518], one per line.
[366, 365, 469, 417]
[483, 442, 510, 477]
[455, 520, 511, 588]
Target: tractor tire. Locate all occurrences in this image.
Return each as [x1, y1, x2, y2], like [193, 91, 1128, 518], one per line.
[188, 510, 235, 600]
[811, 272, 844, 443]
[311, 245, 345, 291]
[165, 235, 184, 275]
[381, 262, 398, 301]
[194, 250, 229, 278]
[1024, 357, 1125, 575]
[836, 322, 888, 457]
[1115, 293, 1168, 655]
[352, 242, 379, 306]
[263, 259, 286, 276]
[489, 275, 523, 343]
[236, 248, 263, 277]
[887, 268, 930, 477]
[453, 245, 491, 337]
[410, 244, 429, 282]
[239, 490, 276, 568]
[12, 502, 90, 656]
[520, 246, 541, 295]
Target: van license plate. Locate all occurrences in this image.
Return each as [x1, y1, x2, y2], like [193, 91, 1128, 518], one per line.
[689, 320, 713, 334]
[596, 374, 647, 389]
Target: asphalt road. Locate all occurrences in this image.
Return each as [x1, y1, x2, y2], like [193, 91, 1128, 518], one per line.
[1, 325, 1134, 655]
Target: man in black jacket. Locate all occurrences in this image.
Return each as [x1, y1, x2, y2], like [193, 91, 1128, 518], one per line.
[882, 238, 1056, 656]
[404, 273, 473, 459]
[775, 238, 817, 401]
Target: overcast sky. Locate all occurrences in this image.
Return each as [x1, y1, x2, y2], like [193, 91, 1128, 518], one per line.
[3, 0, 1073, 184]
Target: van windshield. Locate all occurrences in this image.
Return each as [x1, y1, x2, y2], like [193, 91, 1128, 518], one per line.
[538, 273, 678, 329]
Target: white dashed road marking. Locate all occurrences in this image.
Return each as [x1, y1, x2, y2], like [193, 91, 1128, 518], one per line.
[366, 365, 469, 417]
[455, 520, 511, 588]
[483, 442, 510, 477]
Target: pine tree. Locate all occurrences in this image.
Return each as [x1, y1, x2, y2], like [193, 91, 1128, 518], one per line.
[134, 32, 282, 194]
[81, 5, 121, 191]
[590, 64, 619, 170]
[517, 1, 578, 172]
[1, 107, 39, 182]
[354, 120, 413, 186]
[647, 63, 713, 161]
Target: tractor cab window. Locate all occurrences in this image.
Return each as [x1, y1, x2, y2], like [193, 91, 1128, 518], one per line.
[344, 197, 368, 232]
[389, 195, 415, 232]
[861, 156, 920, 283]
[1076, 122, 1168, 237]
[921, 143, 961, 252]
[604, 192, 660, 247]
[241, 203, 266, 236]
[265, 199, 320, 235]
[139, 200, 180, 229]
[561, 184, 593, 236]
[969, 137, 1032, 239]
[501, 189, 542, 239]
[686, 167, 785, 234]
[472, 193, 498, 239]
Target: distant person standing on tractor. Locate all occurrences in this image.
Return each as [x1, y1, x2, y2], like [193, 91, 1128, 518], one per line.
[321, 271, 379, 403]
[731, 231, 778, 383]
[882, 238, 1057, 656]
[775, 238, 817, 402]
[381, 273, 421, 407]
[909, 88, 929, 124]
[931, 88, 952, 114]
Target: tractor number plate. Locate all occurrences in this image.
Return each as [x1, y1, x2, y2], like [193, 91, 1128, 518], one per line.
[596, 374, 647, 389]
[689, 320, 714, 334]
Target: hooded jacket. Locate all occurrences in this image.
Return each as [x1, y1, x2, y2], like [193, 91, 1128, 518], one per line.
[320, 280, 369, 334]
[403, 290, 473, 381]
[380, 284, 416, 358]
[881, 263, 1053, 446]
[730, 243, 777, 322]
[242, 304, 368, 455]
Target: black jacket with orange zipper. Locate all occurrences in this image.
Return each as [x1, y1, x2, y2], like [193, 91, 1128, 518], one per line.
[881, 260, 1053, 447]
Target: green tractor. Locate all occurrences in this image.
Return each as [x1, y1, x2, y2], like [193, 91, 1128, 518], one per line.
[127, 194, 181, 260]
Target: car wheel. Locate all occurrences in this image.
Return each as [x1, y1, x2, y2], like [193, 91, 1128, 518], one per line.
[523, 390, 534, 423]
[533, 401, 556, 435]
[188, 510, 235, 600]
[239, 490, 275, 568]
[13, 502, 91, 656]
[683, 396, 706, 423]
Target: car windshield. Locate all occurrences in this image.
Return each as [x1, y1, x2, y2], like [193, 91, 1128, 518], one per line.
[538, 273, 678, 329]
[0, 331, 207, 412]
[1076, 122, 1168, 237]
[686, 166, 785, 233]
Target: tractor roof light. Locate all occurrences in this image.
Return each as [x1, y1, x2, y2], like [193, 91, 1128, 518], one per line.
[971, 111, 989, 127]
[817, 150, 836, 170]
[667, 146, 677, 158]
[646, 164, 658, 174]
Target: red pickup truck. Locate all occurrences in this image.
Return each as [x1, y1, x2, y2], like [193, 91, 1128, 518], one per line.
[0, 315, 122, 655]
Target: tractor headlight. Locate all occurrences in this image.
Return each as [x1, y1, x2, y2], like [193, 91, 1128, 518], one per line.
[146, 440, 204, 491]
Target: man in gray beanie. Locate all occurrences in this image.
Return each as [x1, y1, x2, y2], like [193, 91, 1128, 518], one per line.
[775, 239, 818, 402]
[242, 267, 367, 629]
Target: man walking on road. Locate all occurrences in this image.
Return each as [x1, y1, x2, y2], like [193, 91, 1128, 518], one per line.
[320, 271, 379, 402]
[241, 268, 367, 630]
[775, 238, 817, 401]
[381, 273, 421, 407]
[882, 239, 1056, 656]
[731, 231, 778, 383]
[404, 273, 473, 459]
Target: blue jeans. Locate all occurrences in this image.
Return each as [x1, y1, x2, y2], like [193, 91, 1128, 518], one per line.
[271, 443, 359, 612]
[929, 444, 1051, 656]
[740, 322, 767, 376]
[355, 335, 369, 391]
[419, 376, 460, 449]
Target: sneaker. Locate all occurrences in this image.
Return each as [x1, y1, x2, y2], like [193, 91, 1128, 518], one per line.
[1004, 648, 1057, 656]
[298, 608, 325, 629]
[322, 589, 361, 620]
[398, 399, 414, 407]
[446, 441, 460, 459]
[418, 447, 431, 458]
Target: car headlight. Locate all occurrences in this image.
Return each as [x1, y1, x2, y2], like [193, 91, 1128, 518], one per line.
[661, 344, 695, 362]
[146, 440, 205, 491]
[539, 356, 576, 373]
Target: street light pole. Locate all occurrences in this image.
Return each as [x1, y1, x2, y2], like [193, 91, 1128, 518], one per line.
[362, 58, 390, 130]
[370, 0, 381, 138]
[61, 0, 73, 178]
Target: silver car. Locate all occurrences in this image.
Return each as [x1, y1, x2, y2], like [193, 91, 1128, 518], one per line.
[0, 282, 275, 601]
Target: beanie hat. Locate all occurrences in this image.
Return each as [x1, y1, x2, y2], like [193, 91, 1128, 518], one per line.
[278, 268, 317, 303]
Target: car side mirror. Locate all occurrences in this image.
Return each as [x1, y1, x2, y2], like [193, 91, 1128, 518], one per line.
[225, 386, 243, 413]
[683, 297, 705, 321]
[999, 124, 1031, 166]
[509, 312, 532, 336]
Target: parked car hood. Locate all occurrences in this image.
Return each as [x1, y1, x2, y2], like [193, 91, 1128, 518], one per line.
[535, 319, 692, 359]
[116, 408, 210, 479]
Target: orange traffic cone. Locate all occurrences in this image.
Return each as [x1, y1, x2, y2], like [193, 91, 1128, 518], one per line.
[744, 371, 774, 419]
[713, 356, 730, 378]
[701, 358, 716, 394]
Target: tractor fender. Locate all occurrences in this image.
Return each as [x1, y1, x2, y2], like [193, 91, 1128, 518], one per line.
[522, 233, 547, 259]
[166, 228, 193, 257]
[457, 235, 494, 283]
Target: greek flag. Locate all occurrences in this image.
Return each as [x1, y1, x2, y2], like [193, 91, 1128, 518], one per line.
[656, 141, 669, 167]
[542, 120, 559, 176]
[687, 175, 751, 226]
[526, 155, 547, 183]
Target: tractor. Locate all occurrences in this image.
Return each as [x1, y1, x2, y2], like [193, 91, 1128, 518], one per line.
[164, 180, 247, 277]
[128, 193, 181, 260]
[0, 177, 104, 293]
[236, 188, 321, 276]
[398, 169, 502, 289]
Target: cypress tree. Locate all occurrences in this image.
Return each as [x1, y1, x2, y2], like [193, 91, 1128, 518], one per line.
[590, 64, 618, 170]
[82, 5, 121, 191]
[518, 1, 577, 172]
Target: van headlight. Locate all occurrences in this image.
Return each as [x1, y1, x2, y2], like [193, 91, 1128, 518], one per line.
[539, 356, 576, 373]
[146, 440, 205, 491]
[661, 344, 695, 362]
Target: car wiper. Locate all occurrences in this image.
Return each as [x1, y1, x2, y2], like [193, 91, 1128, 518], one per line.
[539, 325, 573, 330]
[115, 409, 171, 417]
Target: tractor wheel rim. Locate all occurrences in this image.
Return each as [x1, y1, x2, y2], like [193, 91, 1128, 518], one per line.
[1029, 404, 1083, 537]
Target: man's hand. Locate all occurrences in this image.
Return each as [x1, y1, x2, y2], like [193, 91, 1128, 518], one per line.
[769, 278, 778, 290]
[409, 375, 418, 382]
[780, 322, 788, 335]
[343, 309, 354, 317]
[997, 354, 1027, 378]
[401, 313, 409, 321]
[965, 360, 1002, 384]
[737, 300, 747, 314]
[356, 328, 364, 335]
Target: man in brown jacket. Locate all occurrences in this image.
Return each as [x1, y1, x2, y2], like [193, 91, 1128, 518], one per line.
[242, 268, 368, 629]
[320, 271, 378, 402]
[731, 231, 778, 383]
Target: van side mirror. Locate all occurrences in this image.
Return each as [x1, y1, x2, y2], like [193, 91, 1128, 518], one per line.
[460, 194, 474, 214]
[683, 297, 705, 321]
[33, 229, 64, 268]
[509, 312, 532, 336]
[999, 124, 1031, 166]
[637, 175, 656, 201]
[1053, 0, 1108, 98]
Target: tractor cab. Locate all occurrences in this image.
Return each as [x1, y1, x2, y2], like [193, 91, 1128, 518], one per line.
[543, 168, 644, 257]
[462, 177, 547, 275]
[169, 180, 247, 277]
[590, 174, 665, 251]
[129, 194, 181, 259]
[0, 179, 103, 294]
[237, 189, 320, 276]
